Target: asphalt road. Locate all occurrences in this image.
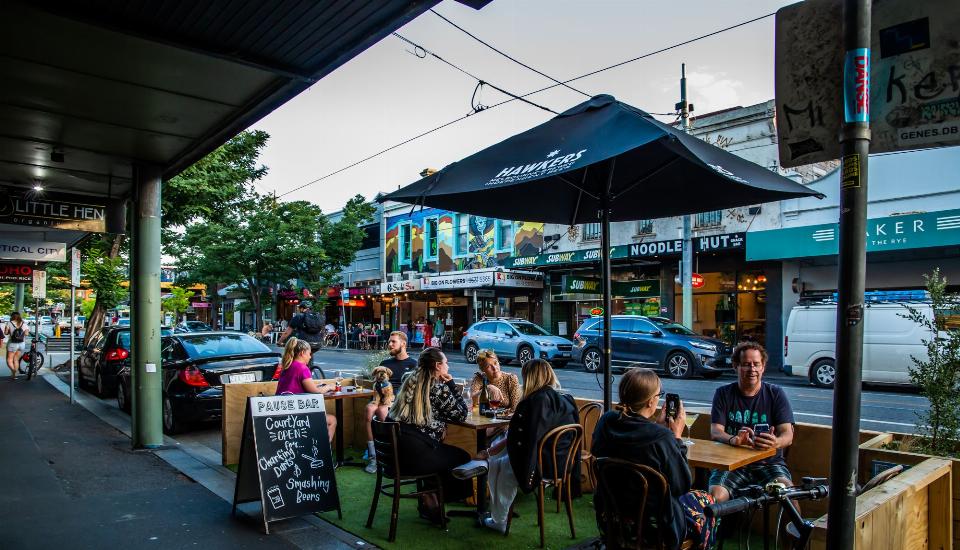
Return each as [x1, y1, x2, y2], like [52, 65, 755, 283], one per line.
[52, 346, 930, 459]
[310, 348, 930, 434]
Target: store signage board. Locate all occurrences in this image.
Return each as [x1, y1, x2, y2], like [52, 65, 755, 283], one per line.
[421, 272, 494, 290]
[0, 186, 110, 232]
[613, 279, 661, 298]
[628, 239, 684, 259]
[775, 0, 960, 167]
[562, 275, 601, 294]
[380, 279, 421, 293]
[233, 395, 340, 533]
[0, 239, 66, 262]
[494, 271, 543, 289]
[467, 289, 496, 298]
[694, 232, 745, 253]
[191, 302, 210, 308]
[747, 208, 960, 261]
[0, 263, 34, 283]
[501, 246, 627, 269]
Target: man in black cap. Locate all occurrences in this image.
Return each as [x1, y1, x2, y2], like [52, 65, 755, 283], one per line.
[279, 302, 326, 369]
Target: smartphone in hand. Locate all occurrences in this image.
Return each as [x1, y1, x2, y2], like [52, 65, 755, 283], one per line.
[665, 393, 680, 419]
[753, 423, 771, 436]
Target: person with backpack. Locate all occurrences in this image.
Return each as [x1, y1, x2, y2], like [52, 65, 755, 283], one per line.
[4, 312, 29, 380]
[279, 303, 325, 368]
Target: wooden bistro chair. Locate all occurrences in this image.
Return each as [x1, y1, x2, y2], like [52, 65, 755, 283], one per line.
[578, 402, 604, 490]
[593, 457, 694, 550]
[366, 418, 447, 542]
[506, 423, 583, 548]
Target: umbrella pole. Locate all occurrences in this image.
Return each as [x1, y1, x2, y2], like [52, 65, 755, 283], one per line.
[601, 162, 614, 412]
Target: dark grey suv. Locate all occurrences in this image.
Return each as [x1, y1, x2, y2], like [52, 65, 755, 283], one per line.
[572, 315, 732, 378]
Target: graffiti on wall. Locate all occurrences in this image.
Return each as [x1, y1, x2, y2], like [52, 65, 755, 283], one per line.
[384, 208, 542, 274]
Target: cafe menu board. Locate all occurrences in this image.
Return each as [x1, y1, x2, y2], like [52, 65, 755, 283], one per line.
[232, 395, 340, 533]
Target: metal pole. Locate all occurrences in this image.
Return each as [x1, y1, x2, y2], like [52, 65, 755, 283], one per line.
[131, 164, 164, 449]
[70, 286, 76, 404]
[826, 1, 871, 547]
[679, 64, 694, 328]
[601, 158, 615, 411]
[14, 283, 25, 312]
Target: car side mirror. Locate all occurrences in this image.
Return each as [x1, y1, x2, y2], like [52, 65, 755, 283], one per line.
[652, 330, 664, 338]
[509, 331, 518, 338]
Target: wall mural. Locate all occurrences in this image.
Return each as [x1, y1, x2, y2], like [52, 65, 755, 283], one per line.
[385, 207, 542, 274]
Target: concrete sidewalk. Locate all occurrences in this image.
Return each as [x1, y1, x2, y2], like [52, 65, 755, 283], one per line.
[0, 372, 372, 549]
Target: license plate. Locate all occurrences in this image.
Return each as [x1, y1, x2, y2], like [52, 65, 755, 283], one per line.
[559, 352, 571, 357]
[229, 372, 257, 383]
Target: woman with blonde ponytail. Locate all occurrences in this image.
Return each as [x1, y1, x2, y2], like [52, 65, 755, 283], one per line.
[275, 337, 337, 443]
[591, 368, 716, 550]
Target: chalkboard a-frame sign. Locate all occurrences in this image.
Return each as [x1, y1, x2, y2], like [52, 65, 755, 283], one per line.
[232, 395, 341, 533]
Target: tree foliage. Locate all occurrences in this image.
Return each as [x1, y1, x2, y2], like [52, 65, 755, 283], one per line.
[0, 284, 14, 315]
[902, 268, 960, 457]
[82, 249, 128, 312]
[162, 286, 193, 324]
[177, 193, 374, 325]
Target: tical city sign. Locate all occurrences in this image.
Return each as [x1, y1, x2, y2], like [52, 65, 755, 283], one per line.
[0, 239, 66, 262]
[0, 187, 109, 232]
[0, 263, 33, 283]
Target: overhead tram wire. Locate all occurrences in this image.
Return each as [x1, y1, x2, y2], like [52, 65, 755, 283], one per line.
[429, 8, 592, 99]
[391, 33, 558, 115]
[278, 12, 776, 198]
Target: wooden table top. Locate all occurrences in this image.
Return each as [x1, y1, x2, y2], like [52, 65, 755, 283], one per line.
[323, 388, 374, 401]
[450, 411, 512, 431]
[685, 439, 776, 471]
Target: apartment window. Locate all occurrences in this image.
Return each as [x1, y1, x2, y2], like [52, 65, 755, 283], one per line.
[399, 222, 412, 265]
[424, 217, 439, 261]
[455, 214, 470, 256]
[582, 222, 601, 241]
[636, 219, 654, 235]
[695, 210, 723, 228]
[495, 219, 514, 253]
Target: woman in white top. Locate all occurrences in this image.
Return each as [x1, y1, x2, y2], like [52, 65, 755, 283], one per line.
[4, 312, 29, 380]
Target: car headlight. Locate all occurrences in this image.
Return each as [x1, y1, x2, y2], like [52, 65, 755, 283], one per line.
[535, 340, 556, 347]
[690, 341, 716, 352]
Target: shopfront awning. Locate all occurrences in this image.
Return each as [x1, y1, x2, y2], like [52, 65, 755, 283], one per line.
[747, 208, 960, 261]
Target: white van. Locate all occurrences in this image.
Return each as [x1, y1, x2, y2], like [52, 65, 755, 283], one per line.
[784, 301, 932, 387]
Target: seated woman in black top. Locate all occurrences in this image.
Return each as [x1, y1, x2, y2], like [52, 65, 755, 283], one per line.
[592, 368, 717, 550]
[388, 347, 470, 523]
[453, 359, 579, 533]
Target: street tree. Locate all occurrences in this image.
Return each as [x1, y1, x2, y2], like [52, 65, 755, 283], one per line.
[81, 247, 128, 341]
[81, 130, 269, 340]
[177, 193, 373, 327]
[162, 286, 193, 325]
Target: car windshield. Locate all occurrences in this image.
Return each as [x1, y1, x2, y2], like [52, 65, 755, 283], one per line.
[512, 322, 550, 336]
[652, 320, 697, 336]
[179, 333, 270, 358]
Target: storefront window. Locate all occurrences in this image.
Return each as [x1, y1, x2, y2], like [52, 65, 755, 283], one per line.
[496, 219, 513, 252]
[399, 222, 412, 264]
[673, 270, 766, 346]
[424, 217, 439, 260]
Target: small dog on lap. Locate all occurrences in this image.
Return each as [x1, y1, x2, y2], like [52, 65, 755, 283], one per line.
[370, 366, 394, 407]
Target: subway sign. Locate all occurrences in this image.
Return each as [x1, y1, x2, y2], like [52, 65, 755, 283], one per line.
[561, 276, 661, 298]
[562, 275, 601, 294]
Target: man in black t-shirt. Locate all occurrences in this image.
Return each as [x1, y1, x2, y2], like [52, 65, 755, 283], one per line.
[278, 303, 325, 369]
[709, 341, 796, 503]
[364, 330, 416, 473]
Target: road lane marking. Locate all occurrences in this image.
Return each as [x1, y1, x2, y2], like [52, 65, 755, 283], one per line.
[672, 400, 918, 429]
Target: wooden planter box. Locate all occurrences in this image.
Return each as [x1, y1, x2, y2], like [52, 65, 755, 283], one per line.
[858, 432, 960, 550]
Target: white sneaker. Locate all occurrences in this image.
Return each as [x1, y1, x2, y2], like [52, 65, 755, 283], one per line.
[482, 516, 507, 534]
[452, 459, 488, 480]
[364, 459, 378, 474]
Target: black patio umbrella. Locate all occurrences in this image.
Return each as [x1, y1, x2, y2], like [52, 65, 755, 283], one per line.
[382, 94, 823, 410]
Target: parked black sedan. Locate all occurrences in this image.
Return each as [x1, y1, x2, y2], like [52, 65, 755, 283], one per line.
[116, 331, 280, 434]
[77, 326, 173, 396]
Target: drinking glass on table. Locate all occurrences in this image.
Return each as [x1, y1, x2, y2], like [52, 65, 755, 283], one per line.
[683, 413, 699, 446]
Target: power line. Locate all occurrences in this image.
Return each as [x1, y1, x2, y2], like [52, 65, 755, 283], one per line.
[279, 12, 776, 198]
[429, 8, 592, 98]
[392, 32, 559, 115]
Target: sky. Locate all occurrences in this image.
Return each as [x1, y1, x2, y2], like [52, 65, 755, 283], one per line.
[249, 0, 799, 213]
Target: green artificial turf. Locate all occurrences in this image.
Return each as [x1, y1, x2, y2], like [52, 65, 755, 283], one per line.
[318, 460, 601, 550]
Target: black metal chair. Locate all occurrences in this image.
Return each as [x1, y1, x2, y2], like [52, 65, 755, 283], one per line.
[505, 423, 583, 548]
[593, 457, 694, 550]
[366, 418, 447, 542]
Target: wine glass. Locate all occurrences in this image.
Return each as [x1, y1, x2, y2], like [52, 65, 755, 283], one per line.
[489, 398, 502, 410]
[684, 413, 699, 446]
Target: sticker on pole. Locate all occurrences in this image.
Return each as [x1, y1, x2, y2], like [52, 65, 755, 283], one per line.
[841, 154, 862, 189]
[843, 48, 870, 123]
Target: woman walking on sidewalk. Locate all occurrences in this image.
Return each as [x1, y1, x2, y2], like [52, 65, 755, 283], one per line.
[4, 312, 29, 380]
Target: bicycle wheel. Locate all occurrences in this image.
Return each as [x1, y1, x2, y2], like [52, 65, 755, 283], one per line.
[26, 350, 43, 380]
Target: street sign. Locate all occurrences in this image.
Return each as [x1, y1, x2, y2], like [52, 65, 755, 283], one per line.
[71, 248, 81, 287]
[32, 270, 46, 299]
[775, 0, 960, 167]
[0, 238, 66, 262]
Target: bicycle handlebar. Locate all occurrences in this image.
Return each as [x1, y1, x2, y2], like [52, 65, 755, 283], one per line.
[705, 485, 829, 518]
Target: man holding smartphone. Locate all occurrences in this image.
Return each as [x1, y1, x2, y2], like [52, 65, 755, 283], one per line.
[708, 341, 795, 503]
